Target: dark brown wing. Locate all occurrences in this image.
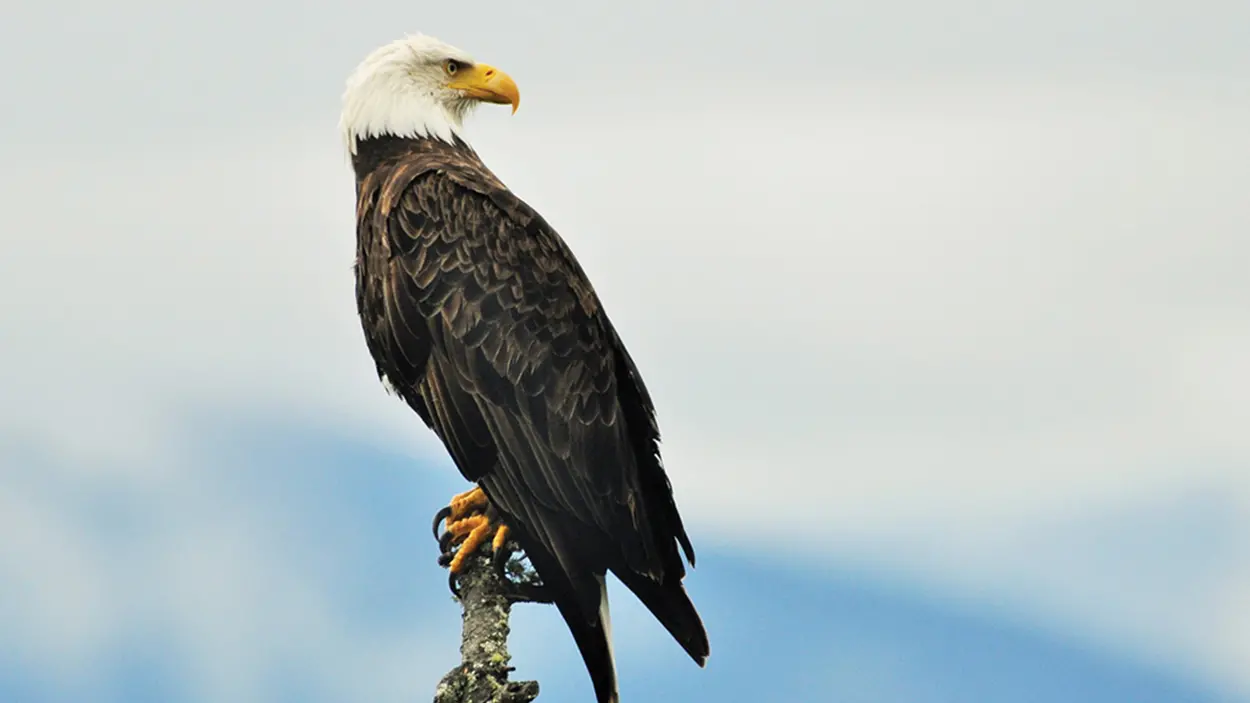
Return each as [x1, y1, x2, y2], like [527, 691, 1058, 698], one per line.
[353, 139, 707, 701]
[392, 171, 665, 573]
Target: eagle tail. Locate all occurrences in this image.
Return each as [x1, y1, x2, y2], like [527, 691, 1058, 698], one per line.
[615, 568, 710, 666]
[548, 573, 619, 703]
[522, 539, 620, 703]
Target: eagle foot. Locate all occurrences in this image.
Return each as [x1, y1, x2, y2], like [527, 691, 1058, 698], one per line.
[433, 486, 509, 584]
[438, 539, 552, 603]
[492, 540, 553, 604]
[433, 486, 498, 570]
[432, 490, 551, 604]
[431, 486, 491, 540]
[502, 581, 554, 605]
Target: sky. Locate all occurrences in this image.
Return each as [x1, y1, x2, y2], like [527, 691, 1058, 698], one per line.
[2, 1, 1248, 701]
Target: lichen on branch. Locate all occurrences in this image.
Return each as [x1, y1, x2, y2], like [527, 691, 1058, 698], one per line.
[432, 547, 542, 703]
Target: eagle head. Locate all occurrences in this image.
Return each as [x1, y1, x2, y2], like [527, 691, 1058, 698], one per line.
[339, 34, 520, 154]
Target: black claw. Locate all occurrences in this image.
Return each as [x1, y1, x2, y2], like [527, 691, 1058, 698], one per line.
[439, 529, 457, 555]
[437, 551, 454, 568]
[504, 583, 554, 604]
[448, 570, 461, 598]
[432, 506, 452, 539]
[491, 541, 514, 577]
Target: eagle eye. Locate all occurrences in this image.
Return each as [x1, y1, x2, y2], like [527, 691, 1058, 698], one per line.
[444, 59, 461, 75]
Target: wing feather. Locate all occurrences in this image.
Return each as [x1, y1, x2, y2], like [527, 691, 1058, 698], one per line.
[386, 169, 660, 575]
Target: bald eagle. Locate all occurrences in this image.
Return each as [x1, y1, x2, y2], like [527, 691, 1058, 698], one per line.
[339, 34, 709, 703]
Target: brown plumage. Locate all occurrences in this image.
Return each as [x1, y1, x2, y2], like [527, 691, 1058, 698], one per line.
[351, 133, 709, 702]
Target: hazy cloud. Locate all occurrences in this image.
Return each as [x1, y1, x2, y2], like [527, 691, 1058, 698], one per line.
[2, 0, 1248, 696]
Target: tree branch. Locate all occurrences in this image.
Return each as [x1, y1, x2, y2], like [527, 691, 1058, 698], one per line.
[432, 549, 541, 703]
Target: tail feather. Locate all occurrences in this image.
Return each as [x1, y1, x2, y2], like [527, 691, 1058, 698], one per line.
[549, 573, 619, 703]
[615, 568, 710, 666]
[521, 540, 620, 703]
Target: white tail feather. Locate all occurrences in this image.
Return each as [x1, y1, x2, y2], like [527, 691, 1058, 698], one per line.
[594, 574, 620, 703]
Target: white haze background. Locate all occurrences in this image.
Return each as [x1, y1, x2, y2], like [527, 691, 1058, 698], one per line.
[1, 0, 1248, 700]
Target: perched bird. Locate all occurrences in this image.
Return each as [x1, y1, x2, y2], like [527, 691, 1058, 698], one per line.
[339, 34, 709, 703]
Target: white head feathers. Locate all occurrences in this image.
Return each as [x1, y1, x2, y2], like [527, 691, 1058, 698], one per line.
[339, 34, 515, 155]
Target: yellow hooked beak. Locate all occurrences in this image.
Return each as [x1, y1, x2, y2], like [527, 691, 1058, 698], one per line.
[448, 63, 520, 114]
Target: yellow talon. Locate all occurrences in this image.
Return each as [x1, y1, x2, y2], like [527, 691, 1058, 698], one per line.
[444, 514, 483, 542]
[447, 515, 492, 573]
[450, 486, 488, 516]
[492, 524, 510, 552]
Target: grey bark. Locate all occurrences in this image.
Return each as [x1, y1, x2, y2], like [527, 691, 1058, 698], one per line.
[432, 550, 541, 703]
